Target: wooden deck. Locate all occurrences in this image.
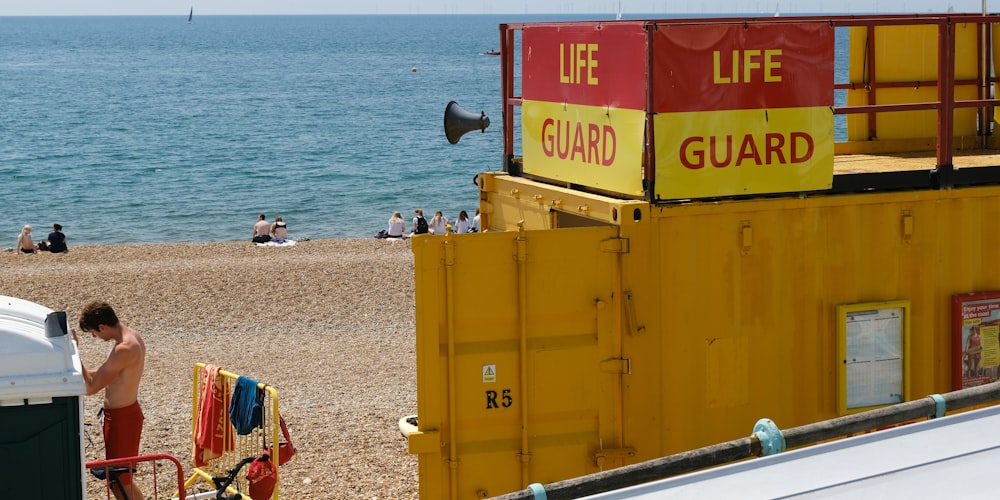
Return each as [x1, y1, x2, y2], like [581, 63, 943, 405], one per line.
[834, 149, 1000, 174]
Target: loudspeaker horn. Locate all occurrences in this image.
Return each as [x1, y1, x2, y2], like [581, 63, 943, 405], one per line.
[444, 101, 490, 144]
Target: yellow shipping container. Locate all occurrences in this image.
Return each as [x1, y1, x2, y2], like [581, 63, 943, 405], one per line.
[410, 175, 1000, 498]
[408, 13, 1000, 499]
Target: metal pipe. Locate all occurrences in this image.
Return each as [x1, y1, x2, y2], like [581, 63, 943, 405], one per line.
[501, 24, 515, 170]
[979, 18, 992, 146]
[866, 25, 877, 140]
[937, 19, 956, 169]
[492, 383, 1000, 500]
[87, 454, 187, 500]
[644, 25, 656, 199]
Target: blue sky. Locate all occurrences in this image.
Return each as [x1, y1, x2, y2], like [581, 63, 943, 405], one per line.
[0, 1, 990, 16]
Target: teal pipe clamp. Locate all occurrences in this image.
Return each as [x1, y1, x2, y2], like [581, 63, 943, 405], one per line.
[528, 483, 547, 500]
[929, 394, 946, 419]
[752, 418, 786, 456]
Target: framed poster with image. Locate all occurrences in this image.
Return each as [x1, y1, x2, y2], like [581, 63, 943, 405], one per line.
[952, 291, 1000, 390]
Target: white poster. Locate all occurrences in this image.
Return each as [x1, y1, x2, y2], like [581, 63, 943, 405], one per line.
[844, 307, 904, 409]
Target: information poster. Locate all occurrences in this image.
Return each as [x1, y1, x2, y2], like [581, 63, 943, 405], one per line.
[837, 301, 910, 414]
[951, 292, 1000, 390]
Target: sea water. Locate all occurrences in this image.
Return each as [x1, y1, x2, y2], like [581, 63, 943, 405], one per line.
[0, 15, 850, 246]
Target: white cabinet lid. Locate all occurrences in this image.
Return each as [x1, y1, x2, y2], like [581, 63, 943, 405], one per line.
[0, 296, 85, 401]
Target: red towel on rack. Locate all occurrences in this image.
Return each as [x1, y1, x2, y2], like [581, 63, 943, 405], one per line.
[194, 364, 233, 467]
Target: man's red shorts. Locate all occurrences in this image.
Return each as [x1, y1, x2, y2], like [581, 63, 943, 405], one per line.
[103, 401, 144, 484]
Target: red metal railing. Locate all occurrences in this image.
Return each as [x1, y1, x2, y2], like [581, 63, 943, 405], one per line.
[500, 13, 1000, 179]
[87, 453, 187, 500]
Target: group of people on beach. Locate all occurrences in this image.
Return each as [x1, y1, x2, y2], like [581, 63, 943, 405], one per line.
[384, 208, 480, 238]
[251, 213, 289, 243]
[15, 223, 68, 254]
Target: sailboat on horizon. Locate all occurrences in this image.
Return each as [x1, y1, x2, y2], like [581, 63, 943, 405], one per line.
[188, 7, 193, 24]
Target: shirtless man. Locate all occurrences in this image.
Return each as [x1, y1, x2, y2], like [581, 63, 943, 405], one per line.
[74, 301, 146, 500]
[252, 213, 271, 243]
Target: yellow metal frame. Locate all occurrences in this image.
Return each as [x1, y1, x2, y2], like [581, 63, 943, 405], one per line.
[181, 363, 283, 500]
[837, 301, 912, 415]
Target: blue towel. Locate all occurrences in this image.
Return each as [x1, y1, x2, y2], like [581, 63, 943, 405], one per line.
[229, 376, 264, 435]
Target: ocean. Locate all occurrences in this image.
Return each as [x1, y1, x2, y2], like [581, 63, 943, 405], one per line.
[0, 14, 850, 246]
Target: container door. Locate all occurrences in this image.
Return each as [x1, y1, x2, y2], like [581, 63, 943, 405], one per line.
[0, 396, 84, 500]
[410, 225, 626, 499]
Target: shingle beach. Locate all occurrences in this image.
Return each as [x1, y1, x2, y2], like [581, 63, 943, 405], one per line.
[2, 238, 419, 499]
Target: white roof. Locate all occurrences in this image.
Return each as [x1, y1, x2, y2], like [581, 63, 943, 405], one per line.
[0, 295, 85, 402]
[582, 403, 1000, 499]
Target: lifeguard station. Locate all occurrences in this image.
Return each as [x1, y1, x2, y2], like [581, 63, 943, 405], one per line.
[408, 12, 1000, 499]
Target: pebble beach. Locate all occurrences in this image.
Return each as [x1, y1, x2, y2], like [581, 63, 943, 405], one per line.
[1, 238, 419, 499]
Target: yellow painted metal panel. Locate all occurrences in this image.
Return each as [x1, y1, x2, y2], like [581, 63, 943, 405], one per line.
[411, 226, 623, 499]
[846, 86, 980, 140]
[481, 173, 648, 234]
[846, 23, 982, 144]
[848, 24, 978, 83]
[653, 107, 834, 198]
[643, 187, 1000, 454]
[521, 100, 646, 196]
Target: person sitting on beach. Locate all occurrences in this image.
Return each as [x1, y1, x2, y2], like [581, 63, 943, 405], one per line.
[388, 211, 406, 238]
[429, 210, 449, 235]
[47, 223, 68, 253]
[454, 210, 471, 234]
[412, 209, 429, 235]
[471, 209, 481, 233]
[16, 225, 37, 254]
[271, 216, 288, 243]
[252, 214, 271, 243]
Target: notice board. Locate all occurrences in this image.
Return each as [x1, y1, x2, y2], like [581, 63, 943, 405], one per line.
[837, 300, 910, 415]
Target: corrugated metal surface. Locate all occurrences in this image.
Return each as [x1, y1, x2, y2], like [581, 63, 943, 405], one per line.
[581, 404, 1000, 499]
[410, 226, 626, 499]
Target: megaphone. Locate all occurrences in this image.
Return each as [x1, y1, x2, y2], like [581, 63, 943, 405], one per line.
[444, 101, 490, 144]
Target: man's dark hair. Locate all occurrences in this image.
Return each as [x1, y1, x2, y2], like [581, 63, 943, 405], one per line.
[79, 301, 120, 332]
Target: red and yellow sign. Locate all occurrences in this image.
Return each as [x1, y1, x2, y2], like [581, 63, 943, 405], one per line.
[654, 107, 833, 198]
[520, 23, 648, 196]
[653, 22, 835, 198]
[652, 23, 834, 113]
[522, 23, 647, 109]
[517, 21, 835, 199]
[522, 100, 646, 195]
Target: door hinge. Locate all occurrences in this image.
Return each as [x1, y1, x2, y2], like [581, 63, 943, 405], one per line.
[600, 237, 630, 254]
[600, 358, 630, 374]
